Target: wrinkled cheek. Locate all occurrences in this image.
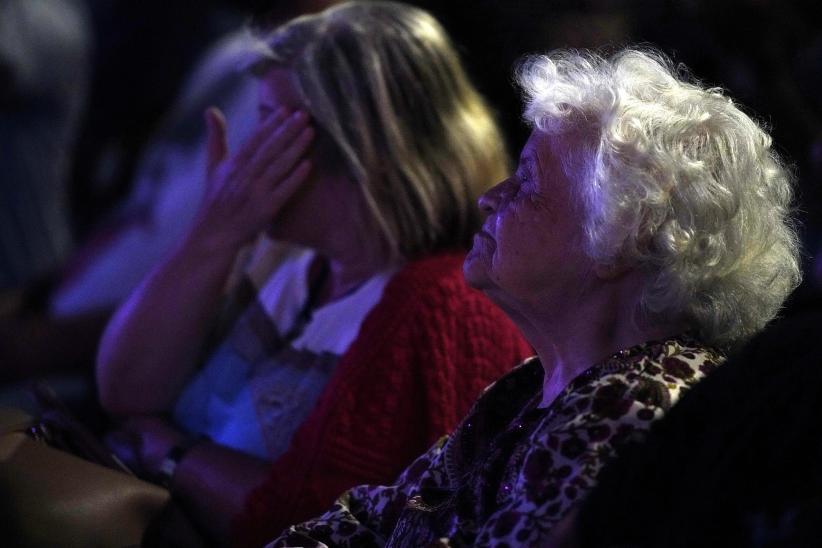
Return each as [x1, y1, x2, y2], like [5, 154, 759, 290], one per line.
[489, 236, 516, 286]
[491, 223, 541, 291]
[492, 218, 527, 264]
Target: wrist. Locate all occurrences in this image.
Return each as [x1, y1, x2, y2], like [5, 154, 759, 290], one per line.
[164, 224, 242, 288]
[186, 211, 255, 259]
[156, 434, 208, 489]
[182, 220, 242, 259]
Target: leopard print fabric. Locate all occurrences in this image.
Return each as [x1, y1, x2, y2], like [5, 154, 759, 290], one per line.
[268, 336, 723, 547]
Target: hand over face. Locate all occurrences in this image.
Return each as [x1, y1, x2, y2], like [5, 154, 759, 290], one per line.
[192, 106, 315, 252]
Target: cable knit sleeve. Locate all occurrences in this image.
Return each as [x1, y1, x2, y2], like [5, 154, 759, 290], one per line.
[232, 253, 531, 547]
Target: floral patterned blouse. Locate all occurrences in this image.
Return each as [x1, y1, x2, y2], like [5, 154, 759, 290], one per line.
[267, 336, 723, 547]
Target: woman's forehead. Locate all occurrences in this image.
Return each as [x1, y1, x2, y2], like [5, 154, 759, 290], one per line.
[519, 130, 560, 171]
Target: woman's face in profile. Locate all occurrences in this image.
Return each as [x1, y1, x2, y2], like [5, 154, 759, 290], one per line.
[463, 130, 593, 311]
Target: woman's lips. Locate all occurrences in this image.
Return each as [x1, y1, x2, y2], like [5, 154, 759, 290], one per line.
[471, 230, 495, 251]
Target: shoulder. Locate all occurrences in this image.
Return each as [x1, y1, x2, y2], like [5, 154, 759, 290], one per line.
[377, 252, 510, 319]
[386, 252, 470, 299]
[338, 251, 530, 387]
[566, 336, 723, 406]
[471, 338, 723, 544]
[476, 357, 543, 403]
[452, 357, 543, 436]
[544, 336, 724, 448]
[629, 336, 725, 408]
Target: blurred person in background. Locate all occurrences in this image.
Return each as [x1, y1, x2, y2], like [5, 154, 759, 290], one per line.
[0, 0, 94, 412]
[0, 0, 90, 290]
[0, 0, 337, 413]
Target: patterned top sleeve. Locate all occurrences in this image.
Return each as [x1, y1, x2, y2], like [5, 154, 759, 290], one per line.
[474, 378, 676, 544]
[268, 438, 450, 548]
[469, 339, 720, 545]
[267, 337, 722, 547]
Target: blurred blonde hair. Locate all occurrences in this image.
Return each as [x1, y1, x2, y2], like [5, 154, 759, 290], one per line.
[249, 1, 509, 261]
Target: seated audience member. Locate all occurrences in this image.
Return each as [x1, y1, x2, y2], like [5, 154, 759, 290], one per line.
[50, 1, 339, 318]
[0, 0, 89, 290]
[49, 30, 259, 319]
[569, 310, 822, 548]
[0, 0, 93, 412]
[0, 27, 258, 407]
[95, 1, 532, 543]
[0, 2, 329, 408]
[268, 46, 801, 546]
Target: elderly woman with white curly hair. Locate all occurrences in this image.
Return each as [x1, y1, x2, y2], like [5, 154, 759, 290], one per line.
[268, 46, 801, 547]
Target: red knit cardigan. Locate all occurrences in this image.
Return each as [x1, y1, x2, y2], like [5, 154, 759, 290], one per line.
[232, 252, 532, 547]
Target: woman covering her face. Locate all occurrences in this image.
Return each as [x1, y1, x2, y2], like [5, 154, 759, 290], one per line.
[269, 47, 801, 547]
[95, 2, 532, 543]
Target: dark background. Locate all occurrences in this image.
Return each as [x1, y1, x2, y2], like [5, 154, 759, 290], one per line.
[70, 0, 822, 309]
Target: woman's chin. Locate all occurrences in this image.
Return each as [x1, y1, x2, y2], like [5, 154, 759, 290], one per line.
[463, 250, 491, 290]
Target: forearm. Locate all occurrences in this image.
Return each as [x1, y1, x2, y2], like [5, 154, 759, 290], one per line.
[172, 440, 271, 545]
[96, 225, 239, 415]
[97, 106, 314, 416]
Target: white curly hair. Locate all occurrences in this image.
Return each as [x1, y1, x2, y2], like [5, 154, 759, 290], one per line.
[516, 47, 801, 348]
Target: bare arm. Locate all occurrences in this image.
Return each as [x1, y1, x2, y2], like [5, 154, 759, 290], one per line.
[172, 439, 272, 543]
[108, 416, 270, 545]
[95, 225, 238, 414]
[97, 107, 314, 415]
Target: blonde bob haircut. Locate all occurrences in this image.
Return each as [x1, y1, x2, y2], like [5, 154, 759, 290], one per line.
[517, 48, 801, 349]
[248, 1, 509, 262]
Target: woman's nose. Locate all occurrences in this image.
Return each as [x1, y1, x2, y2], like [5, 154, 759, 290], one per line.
[478, 179, 509, 214]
